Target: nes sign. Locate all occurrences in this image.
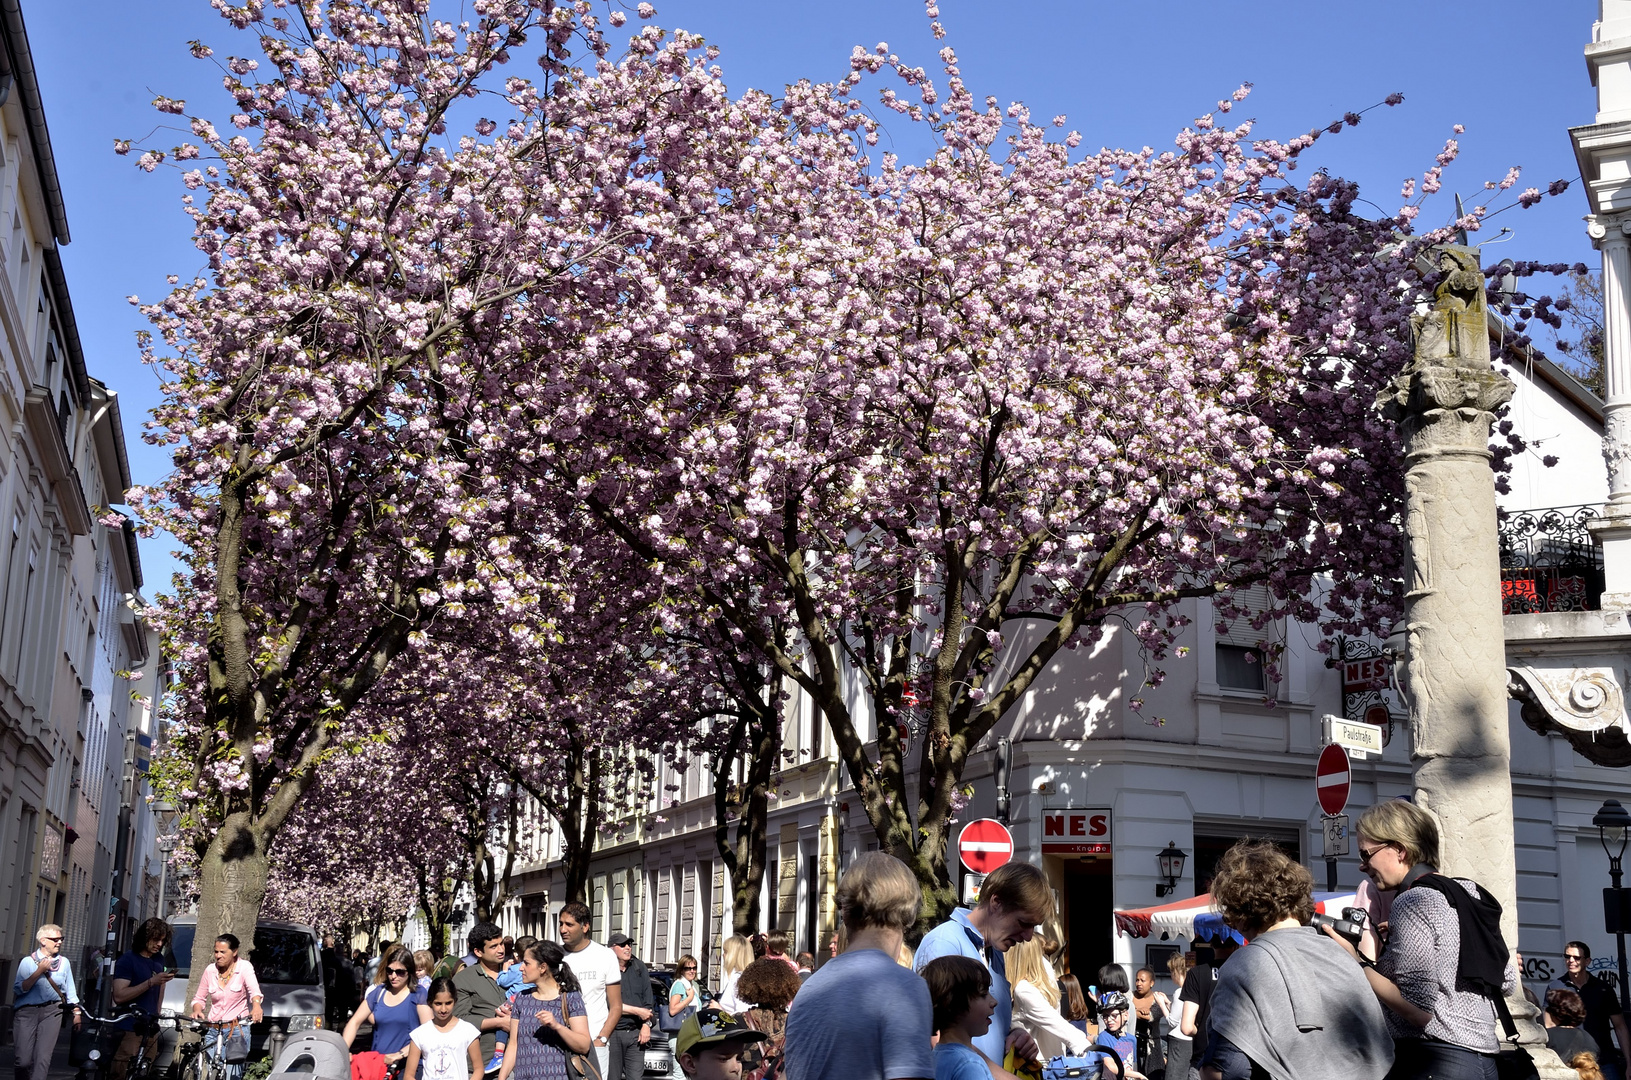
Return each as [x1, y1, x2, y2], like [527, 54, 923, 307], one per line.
[1342, 656, 1391, 694]
[1041, 809, 1112, 854]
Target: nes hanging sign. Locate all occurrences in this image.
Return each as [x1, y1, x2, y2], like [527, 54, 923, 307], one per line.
[1041, 809, 1113, 854]
[1342, 656, 1391, 694]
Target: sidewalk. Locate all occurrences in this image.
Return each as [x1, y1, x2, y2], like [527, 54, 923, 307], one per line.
[0, 1023, 85, 1080]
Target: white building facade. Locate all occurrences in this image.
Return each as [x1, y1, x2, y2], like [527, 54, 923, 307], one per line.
[0, 0, 163, 1029]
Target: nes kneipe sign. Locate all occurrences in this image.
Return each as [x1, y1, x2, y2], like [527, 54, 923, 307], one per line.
[1041, 809, 1113, 854]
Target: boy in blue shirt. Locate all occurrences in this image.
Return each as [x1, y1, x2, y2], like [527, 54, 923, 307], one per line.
[1094, 993, 1147, 1080]
[922, 956, 999, 1080]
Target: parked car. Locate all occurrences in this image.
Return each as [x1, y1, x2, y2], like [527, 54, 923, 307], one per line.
[642, 968, 678, 1078]
[162, 918, 326, 1060]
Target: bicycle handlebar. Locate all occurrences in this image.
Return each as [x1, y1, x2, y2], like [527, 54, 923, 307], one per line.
[185, 1016, 251, 1030]
[78, 1009, 188, 1027]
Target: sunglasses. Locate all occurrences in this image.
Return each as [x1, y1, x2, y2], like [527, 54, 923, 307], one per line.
[1357, 843, 1394, 866]
[387, 967, 410, 977]
[42, 937, 62, 943]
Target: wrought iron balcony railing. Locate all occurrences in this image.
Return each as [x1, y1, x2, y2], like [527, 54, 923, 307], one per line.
[1499, 504, 1604, 614]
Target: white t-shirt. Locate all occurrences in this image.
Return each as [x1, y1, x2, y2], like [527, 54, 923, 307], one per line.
[562, 941, 621, 1038]
[717, 970, 746, 1013]
[409, 1019, 479, 1080]
[1168, 984, 1190, 1042]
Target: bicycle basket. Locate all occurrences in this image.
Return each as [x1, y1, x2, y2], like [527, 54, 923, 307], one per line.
[1043, 1046, 1123, 1080]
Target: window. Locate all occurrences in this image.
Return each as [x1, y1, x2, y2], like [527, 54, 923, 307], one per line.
[0, 512, 20, 639]
[10, 543, 37, 682]
[1192, 824, 1301, 896]
[1214, 586, 1275, 693]
[1216, 645, 1265, 691]
[167, 925, 319, 984]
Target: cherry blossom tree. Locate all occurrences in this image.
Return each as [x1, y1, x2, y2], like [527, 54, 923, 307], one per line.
[531, 15, 1573, 924]
[130, 0, 711, 978]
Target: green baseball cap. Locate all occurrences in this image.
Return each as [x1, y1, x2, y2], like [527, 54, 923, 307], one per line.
[675, 1007, 769, 1058]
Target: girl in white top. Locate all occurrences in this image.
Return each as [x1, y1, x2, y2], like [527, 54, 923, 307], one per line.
[1007, 938, 1091, 1061]
[406, 978, 482, 1080]
[715, 935, 753, 1013]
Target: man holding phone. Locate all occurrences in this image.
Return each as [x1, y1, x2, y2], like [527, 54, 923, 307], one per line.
[13, 923, 81, 1080]
[110, 919, 176, 1080]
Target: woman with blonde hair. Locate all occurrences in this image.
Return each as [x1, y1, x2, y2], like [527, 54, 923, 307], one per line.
[1325, 800, 1519, 1080]
[717, 935, 753, 1013]
[1007, 936, 1091, 1062]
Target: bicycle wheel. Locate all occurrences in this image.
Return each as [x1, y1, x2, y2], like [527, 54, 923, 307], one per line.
[177, 1047, 208, 1080]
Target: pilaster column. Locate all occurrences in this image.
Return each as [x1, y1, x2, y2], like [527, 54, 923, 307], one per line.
[1589, 216, 1631, 609]
[1377, 245, 1573, 1079]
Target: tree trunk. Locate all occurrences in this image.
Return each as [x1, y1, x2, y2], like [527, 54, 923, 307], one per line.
[711, 708, 779, 937]
[415, 860, 460, 958]
[187, 812, 272, 1003]
[729, 779, 771, 938]
[526, 742, 600, 906]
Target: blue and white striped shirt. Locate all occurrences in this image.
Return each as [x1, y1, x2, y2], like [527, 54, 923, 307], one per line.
[13, 952, 80, 1008]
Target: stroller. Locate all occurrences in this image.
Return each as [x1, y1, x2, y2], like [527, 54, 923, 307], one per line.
[270, 1031, 352, 1080]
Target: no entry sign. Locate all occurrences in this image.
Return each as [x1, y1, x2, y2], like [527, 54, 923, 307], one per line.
[1317, 743, 1352, 817]
[958, 818, 1015, 874]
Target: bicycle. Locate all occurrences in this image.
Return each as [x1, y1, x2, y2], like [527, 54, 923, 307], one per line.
[174, 1016, 252, 1080]
[78, 1008, 184, 1080]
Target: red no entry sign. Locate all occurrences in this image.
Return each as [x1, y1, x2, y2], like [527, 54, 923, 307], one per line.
[958, 818, 1015, 874]
[1317, 743, 1351, 817]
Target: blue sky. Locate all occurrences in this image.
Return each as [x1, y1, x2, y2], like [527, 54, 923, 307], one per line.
[25, 0, 1602, 595]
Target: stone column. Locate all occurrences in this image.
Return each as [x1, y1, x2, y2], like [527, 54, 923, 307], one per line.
[1590, 216, 1631, 608]
[1378, 245, 1572, 1078]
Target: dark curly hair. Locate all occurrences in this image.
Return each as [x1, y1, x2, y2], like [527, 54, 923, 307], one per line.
[736, 958, 801, 1011]
[1547, 987, 1588, 1027]
[1210, 840, 1314, 936]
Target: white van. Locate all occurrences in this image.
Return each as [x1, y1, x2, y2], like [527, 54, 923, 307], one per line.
[160, 918, 326, 1058]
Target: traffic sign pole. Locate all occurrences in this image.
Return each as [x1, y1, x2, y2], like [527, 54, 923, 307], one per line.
[1316, 744, 1352, 892]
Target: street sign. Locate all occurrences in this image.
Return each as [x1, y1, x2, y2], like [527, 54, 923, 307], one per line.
[962, 872, 986, 905]
[1317, 743, 1351, 817]
[958, 818, 1015, 874]
[1322, 814, 1351, 858]
[1323, 714, 1385, 759]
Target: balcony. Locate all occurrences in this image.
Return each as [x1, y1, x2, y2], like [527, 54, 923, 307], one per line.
[1499, 504, 1605, 614]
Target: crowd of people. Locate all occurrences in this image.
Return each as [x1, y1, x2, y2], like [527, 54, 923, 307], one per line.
[18, 804, 1631, 1080]
[778, 802, 1628, 1080]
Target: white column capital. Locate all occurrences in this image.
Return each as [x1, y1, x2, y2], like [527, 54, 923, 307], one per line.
[1588, 214, 1631, 246]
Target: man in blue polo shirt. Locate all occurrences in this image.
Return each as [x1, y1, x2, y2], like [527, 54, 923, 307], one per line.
[110, 918, 176, 1080]
[915, 862, 1051, 1065]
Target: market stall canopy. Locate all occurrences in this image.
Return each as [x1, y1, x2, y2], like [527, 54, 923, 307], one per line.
[1113, 891, 1359, 944]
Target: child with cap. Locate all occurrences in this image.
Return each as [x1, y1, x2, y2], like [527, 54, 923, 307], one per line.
[1093, 992, 1146, 1080]
[675, 1006, 768, 1080]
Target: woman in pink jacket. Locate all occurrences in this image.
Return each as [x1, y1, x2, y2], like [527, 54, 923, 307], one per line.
[191, 934, 264, 1080]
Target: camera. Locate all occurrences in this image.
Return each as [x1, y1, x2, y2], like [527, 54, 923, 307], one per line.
[1310, 906, 1370, 946]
